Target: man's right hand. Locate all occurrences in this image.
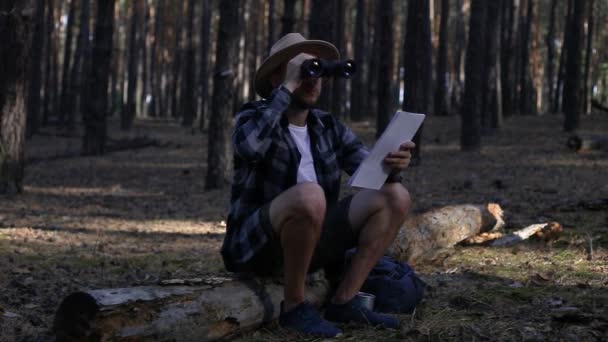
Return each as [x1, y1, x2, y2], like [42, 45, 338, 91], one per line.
[282, 53, 315, 93]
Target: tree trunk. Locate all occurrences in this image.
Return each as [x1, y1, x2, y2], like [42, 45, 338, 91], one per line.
[26, 0, 45, 138]
[481, 0, 502, 134]
[122, 0, 142, 130]
[58, 0, 76, 127]
[350, 0, 367, 121]
[330, 0, 345, 119]
[308, 0, 335, 111]
[582, 0, 594, 115]
[554, 0, 573, 114]
[205, 0, 243, 189]
[500, 0, 516, 117]
[451, 0, 466, 114]
[402, 0, 432, 162]
[267, 0, 276, 53]
[562, 0, 586, 132]
[0, 0, 34, 194]
[42, 0, 57, 126]
[434, 0, 449, 117]
[139, 0, 150, 117]
[181, 0, 196, 127]
[82, 0, 115, 155]
[53, 272, 330, 341]
[461, 0, 486, 151]
[375, 0, 394, 137]
[280, 0, 296, 36]
[169, 4, 183, 119]
[77, 0, 91, 126]
[366, 0, 380, 122]
[66, 0, 90, 130]
[518, 0, 535, 115]
[545, 0, 557, 113]
[198, 0, 212, 131]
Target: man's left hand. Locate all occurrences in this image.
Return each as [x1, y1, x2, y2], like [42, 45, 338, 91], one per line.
[384, 142, 416, 172]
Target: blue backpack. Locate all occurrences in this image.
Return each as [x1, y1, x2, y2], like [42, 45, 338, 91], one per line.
[345, 249, 426, 314]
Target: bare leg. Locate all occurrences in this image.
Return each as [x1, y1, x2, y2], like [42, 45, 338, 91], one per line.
[332, 183, 411, 304]
[268, 182, 326, 311]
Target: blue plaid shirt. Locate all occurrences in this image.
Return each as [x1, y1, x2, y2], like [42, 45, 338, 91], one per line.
[221, 87, 368, 271]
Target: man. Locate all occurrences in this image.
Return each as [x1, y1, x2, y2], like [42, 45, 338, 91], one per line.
[221, 33, 415, 337]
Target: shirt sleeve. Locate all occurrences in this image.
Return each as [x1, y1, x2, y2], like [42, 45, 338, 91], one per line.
[336, 119, 369, 176]
[232, 87, 291, 161]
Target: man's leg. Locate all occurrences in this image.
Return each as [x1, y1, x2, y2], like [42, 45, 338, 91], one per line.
[332, 182, 411, 304]
[268, 182, 326, 312]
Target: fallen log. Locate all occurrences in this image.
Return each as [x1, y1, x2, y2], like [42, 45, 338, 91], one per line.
[566, 135, 608, 152]
[490, 222, 562, 247]
[54, 203, 504, 341]
[388, 203, 504, 264]
[53, 273, 330, 341]
[591, 99, 608, 113]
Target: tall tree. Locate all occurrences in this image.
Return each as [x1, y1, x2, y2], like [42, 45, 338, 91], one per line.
[0, 0, 34, 194]
[402, 0, 432, 162]
[434, 0, 450, 116]
[554, 0, 573, 113]
[169, 3, 183, 119]
[500, 0, 517, 117]
[481, 0, 502, 133]
[461, 0, 486, 151]
[122, 0, 142, 130]
[582, 0, 595, 115]
[198, 0, 212, 130]
[206, 0, 243, 189]
[42, 0, 57, 125]
[451, 0, 466, 112]
[563, 0, 586, 132]
[545, 0, 557, 113]
[181, 0, 196, 127]
[82, 0, 115, 155]
[518, 0, 535, 115]
[308, 0, 335, 110]
[59, 0, 77, 126]
[267, 0, 276, 52]
[281, 0, 296, 35]
[375, 0, 394, 136]
[26, 0, 45, 138]
[331, 0, 345, 119]
[350, 0, 367, 121]
[67, 0, 90, 130]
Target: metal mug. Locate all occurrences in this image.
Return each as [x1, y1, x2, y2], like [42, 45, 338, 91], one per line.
[353, 291, 375, 310]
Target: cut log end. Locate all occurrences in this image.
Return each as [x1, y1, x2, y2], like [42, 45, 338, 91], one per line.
[53, 292, 100, 341]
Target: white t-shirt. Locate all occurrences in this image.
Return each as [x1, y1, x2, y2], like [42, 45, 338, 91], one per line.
[287, 124, 318, 183]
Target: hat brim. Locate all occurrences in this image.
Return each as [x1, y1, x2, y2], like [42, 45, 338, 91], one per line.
[254, 40, 340, 98]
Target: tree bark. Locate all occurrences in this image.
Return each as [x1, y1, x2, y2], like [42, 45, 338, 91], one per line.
[181, 0, 196, 127]
[267, 0, 276, 52]
[280, 0, 296, 36]
[563, 0, 586, 132]
[42, 0, 57, 126]
[122, 0, 142, 130]
[308, 0, 335, 111]
[59, 0, 77, 127]
[481, 0, 502, 134]
[26, 0, 45, 138]
[0, 0, 35, 194]
[198, 0, 212, 130]
[402, 0, 432, 162]
[350, 0, 367, 121]
[205, 0, 243, 189]
[518, 0, 535, 115]
[82, 0, 115, 155]
[554, 0, 573, 114]
[331, 0, 345, 119]
[500, 0, 516, 117]
[66, 0, 90, 130]
[451, 0, 466, 114]
[375, 0, 394, 137]
[169, 4, 183, 119]
[582, 0, 594, 115]
[434, 0, 449, 117]
[545, 0, 557, 114]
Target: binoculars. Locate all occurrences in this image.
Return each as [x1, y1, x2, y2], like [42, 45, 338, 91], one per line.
[301, 59, 357, 79]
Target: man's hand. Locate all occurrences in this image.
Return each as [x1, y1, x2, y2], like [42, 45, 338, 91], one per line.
[384, 141, 416, 172]
[282, 53, 314, 93]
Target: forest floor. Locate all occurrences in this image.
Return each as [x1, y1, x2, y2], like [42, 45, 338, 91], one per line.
[0, 111, 607, 341]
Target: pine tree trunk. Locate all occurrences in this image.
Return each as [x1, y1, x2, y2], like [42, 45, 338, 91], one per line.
[281, 0, 296, 36]
[181, 0, 196, 127]
[366, 1, 380, 122]
[545, 0, 557, 113]
[78, 0, 91, 125]
[58, 0, 76, 126]
[461, 0, 486, 151]
[205, 0, 243, 189]
[563, 0, 586, 132]
[582, 0, 594, 115]
[66, 0, 89, 130]
[434, 0, 449, 117]
[122, 0, 141, 130]
[350, 0, 367, 121]
[140, 0, 150, 117]
[554, 0, 573, 114]
[402, 0, 431, 162]
[518, 0, 534, 115]
[308, 0, 335, 111]
[451, 0, 466, 114]
[169, 5, 183, 119]
[267, 0, 276, 52]
[0, 0, 34, 194]
[500, 0, 516, 117]
[481, 1, 502, 134]
[331, 0, 345, 119]
[198, 0, 212, 130]
[82, 0, 115, 155]
[26, 0, 45, 138]
[42, 0, 57, 126]
[375, 0, 394, 137]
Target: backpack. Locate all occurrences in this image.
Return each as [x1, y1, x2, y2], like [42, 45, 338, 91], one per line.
[345, 249, 426, 314]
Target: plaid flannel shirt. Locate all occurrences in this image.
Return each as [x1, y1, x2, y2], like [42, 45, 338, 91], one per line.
[221, 86, 369, 271]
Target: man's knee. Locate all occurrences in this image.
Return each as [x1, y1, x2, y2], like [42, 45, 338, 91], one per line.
[382, 183, 412, 220]
[279, 182, 327, 227]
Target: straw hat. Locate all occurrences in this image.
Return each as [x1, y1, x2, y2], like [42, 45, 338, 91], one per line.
[254, 33, 340, 98]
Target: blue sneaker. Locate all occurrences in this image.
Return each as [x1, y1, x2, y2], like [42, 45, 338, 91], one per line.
[279, 301, 343, 337]
[325, 298, 400, 329]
